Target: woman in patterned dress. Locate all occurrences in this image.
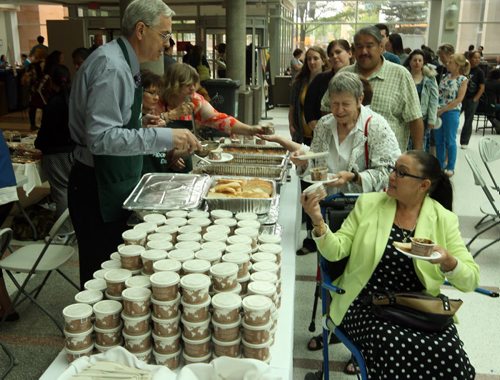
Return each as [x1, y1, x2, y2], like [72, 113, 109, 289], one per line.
[301, 150, 479, 379]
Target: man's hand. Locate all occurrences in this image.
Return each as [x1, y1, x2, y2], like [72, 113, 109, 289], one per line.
[142, 113, 164, 127]
[172, 129, 201, 154]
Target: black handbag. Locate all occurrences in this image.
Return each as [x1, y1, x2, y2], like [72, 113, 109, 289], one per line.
[367, 292, 463, 333]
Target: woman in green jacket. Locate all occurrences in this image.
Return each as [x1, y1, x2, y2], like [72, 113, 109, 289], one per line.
[302, 150, 478, 379]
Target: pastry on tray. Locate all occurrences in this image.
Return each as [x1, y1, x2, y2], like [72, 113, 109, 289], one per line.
[207, 178, 273, 199]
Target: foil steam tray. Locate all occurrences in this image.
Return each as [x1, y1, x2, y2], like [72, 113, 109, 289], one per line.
[192, 163, 287, 183]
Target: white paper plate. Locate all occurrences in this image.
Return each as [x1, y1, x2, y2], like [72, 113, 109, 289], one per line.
[295, 151, 329, 160]
[303, 173, 339, 184]
[207, 153, 234, 163]
[394, 246, 442, 261]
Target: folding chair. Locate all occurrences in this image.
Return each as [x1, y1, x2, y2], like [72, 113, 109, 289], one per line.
[478, 137, 500, 195]
[464, 153, 500, 258]
[0, 209, 79, 333]
[474, 93, 496, 136]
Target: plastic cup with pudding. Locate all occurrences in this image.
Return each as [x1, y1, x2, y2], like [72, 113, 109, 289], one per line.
[211, 292, 242, 324]
[93, 300, 122, 329]
[93, 269, 110, 280]
[152, 331, 181, 355]
[143, 213, 167, 226]
[237, 272, 251, 295]
[242, 318, 272, 344]
[214, 282, 242, 297]
[125, 275, 151, 289]
[163, 218, 188, 238]
[118, 245, 145, 271]
[303, 182, 327, 201]
[95, 342, 121, 354]
[178, 224, 202, 235]
[227, 234, 253, 247]
[104, 291, 123, 301]
[195, 249, 223, 266]
[182, 332, 211, 356]
[94, 323, 122, 347]
[206, 224, 231, 236]
[152, 292, 180, 320]
[242, 294, 273, 326]
[150, 271, 180, 301]
[182, 351, 212, 365]
[182, 259, 211, 275]
[251, 252, 277, 264]
[153, 258, 182, 274]
[250, 271, 278, 286]
[208, 147, 223, 160]
[121, 311, 151, 335]
[242, 338, 271, 361]
[222, 250, 251, 278]
[213, 336, 241, 358]
[180, 273, 211, 304]
[152, 311, 181, 337]
[234, 227, 259, 249]
[133, 222, 157, 235]
[251, 260, 280, 278]
[123, 329, 152, 353]
[210, 262, 239, 291]
[167, 248, 195, 264]
[202, 231, 227, 244]
[181, 296, 211, 323]
[201, 241, 226, 253]
[235, 212, 258, 222]
[62, 303, 93, 333]
[104, 268, 132, 297]
[132, 347, 153, 363]
[175, 241, 201, 253]
[237, 219, 261, 231]
[188, 218, 212, 235]
[258, 233, 281, 245]
[258, 243, 282, 264]
[176, 232, 202, 244]
[146, 240, 173, 252]
[65, 344, 94, 363]
[110, 252, 121, 261]
[210, 209, 233, 220]
[165, 210, 188, 219]
[155, 225, 179, 244]
[153, 348, 181, 369]
[410, 237, 436, 257]
[310, 166, 328, 181]
[100, 260, 121, 270]
[84, 278, 107, 292]
[248, 281, 277, 306]
[74, 289, 103, 306]
[212, 316, 241, 342]
[181, 315, 211, 340]
[214, 218, 238, 234]
[188, 210, 210, 219]
[122, 228, 147, 246]
[146, 232, 173, 243]
[122, 287, 151, 317]
[141, 249, 167, 275]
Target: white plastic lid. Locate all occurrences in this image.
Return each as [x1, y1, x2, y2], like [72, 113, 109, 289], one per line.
[210, 262, 239, 277]
[74, 290, 103, 304]
[206, 225, 231, 235]
[242, 294, 272, 311]
[101, 260, 121, 270]
[178, 224, 202, 235]
[237, 220, 261, 230]
[237, 272, 251, 283]
[241, 338, 272, 349]
[248, 281, 276, 297]
[182, 259, 211, 273]
[181, 295, 211, 309]
[250, 271, 278, 284]
[234, 227, 259, 238]
[63, 303, 92, 319]
[258, 243, 282, 254]
[241, 318, 272, 331]
[187, 217, 211, 227]
[84, 278, 107, 291]
[122, 287, 151, 301]
[211, 292, 242, 310]
[143, 213, 167, 226]
[165, 210, 188, 219]
[125, 275, 151, 288]
[167, 249, 195, 262]
[222, 252, 250, 266]
[235, 212, 258, 221]
[210, 209, 233, 219]
[203, 231, 228, 243]
[150, 271, 180, 287]
[201, 241, 226, 252]
[141, 249, 168, 261]
[93, 269, 110, 280]
[92, 299, 122, 315]
[155, 225, 178, 235]
[133, 222, 158, 234]
[110, 252, 121, 261]
[214, 218, 237, 227]
[258, 234, 281, 244]
[147, 233, 173, 242]
[151, 292, 180, 306]
[214, 282, 242, 295]
[146, 240, 173, 251]
[122, 229, 146, 242]
[176, 233, 201, 242]
[118, 244, 145, 256]
[180, 273, 211, 290]
[104, 268, 132, 283]
[187, 210, 210, 219]
[212, 336, 241, 346]
[175, 241, 201, 252]
[225, 244, 252, 256]
[227, 235, 253, 246]
[251, 252, 277, 263]
[303, 182, 324, 195]
[164, 217, 188, 227]
[252, 261, 279, 273]
[211, 315, 241, 329]
[153, 259, 182, 273]
[195, 249, 222, 262]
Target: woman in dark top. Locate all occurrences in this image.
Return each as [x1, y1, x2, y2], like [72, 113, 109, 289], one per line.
[484, 68, 500, 132]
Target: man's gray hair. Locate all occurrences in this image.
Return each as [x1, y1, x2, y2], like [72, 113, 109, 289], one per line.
[328, 72, 363, 99]
[121, 0, 175, 37]
[354, 26, 383, 44]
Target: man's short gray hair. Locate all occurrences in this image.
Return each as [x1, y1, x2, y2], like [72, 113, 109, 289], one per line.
[354, 26, 383, 44]
[121, 0, 175, 37]
[328, 72, 363, 99]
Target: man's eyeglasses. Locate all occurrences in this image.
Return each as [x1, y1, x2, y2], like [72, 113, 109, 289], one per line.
[387, 165, 427, 180]
[145, 24, 172, 42]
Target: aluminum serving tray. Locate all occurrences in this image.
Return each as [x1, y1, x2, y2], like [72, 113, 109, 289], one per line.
[123, 173, 210, 212]
[228, 154, 287, 167]
[221, 144, 288, 157]
[202, 176, 277, 214]
[192, 163, 287, 183]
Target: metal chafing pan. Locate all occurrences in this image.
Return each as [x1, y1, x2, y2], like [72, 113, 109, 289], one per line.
[192, 163, 287, 183]
[227, 154, 287, 167]
[202, 176, 277, 214]
[123, 173, 210, 213]
[220, 143, 288, 157]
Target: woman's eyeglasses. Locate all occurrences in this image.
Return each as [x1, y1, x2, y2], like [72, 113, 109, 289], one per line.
[387, 165, 427, 180]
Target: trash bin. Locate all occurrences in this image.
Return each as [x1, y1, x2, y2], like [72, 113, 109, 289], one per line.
[251, 85, 262, 125]
[238, 87, 253, 125]
[202, 79, 240, 117]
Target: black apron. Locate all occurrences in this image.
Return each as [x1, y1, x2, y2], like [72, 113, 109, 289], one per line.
[93, 38, 143, 222]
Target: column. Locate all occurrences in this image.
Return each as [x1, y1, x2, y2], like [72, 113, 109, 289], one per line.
[226, 0, 246, 87]
[427, 0, 442, 51]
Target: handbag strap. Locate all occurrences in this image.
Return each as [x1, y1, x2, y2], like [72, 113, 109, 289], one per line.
[364, 116, 372, 167]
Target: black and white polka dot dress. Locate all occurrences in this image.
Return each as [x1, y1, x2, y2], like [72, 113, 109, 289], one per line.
[340, 225, 475, 379]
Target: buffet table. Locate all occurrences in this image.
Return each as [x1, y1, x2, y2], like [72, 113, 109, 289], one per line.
[41, 170, 302, 380]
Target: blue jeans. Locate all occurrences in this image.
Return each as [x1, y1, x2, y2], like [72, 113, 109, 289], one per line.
[434, 110, 460, 171]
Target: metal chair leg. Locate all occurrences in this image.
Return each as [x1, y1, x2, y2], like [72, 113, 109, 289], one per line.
[0, 341, 16, 380]
[466, 220, 500, 249]
[473, 238, 500, 259]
